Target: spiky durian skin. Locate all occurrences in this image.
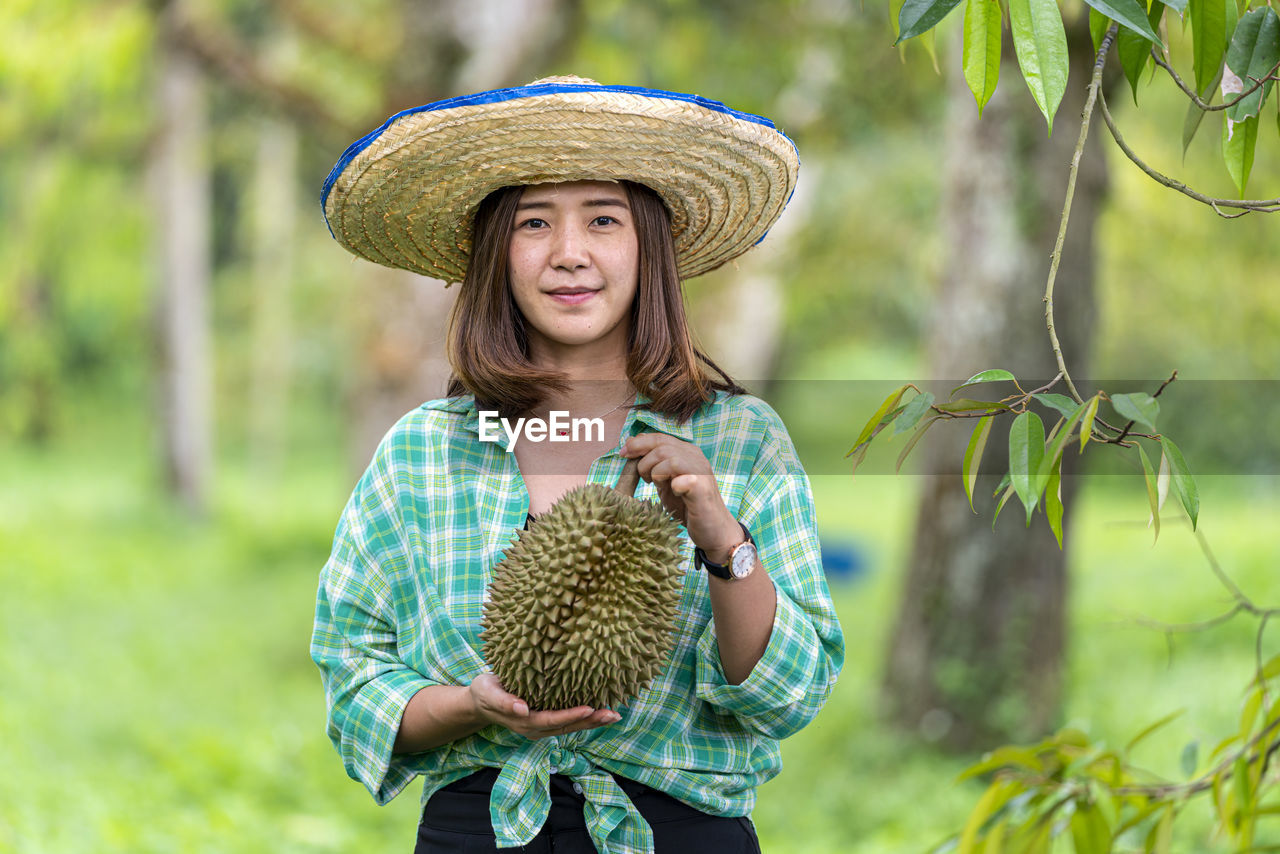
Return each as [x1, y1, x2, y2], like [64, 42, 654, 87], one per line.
[481, 484, 684, 711]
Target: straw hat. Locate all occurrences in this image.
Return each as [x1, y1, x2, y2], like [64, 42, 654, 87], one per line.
[321, 76, 799, 284]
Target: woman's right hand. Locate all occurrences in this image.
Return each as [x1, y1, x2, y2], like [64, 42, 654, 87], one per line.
[469, 673, 621, 740]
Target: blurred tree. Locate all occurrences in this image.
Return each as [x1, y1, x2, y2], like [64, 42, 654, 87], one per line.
[338, 0, 582, 471]
[867, 8, 1280, 846]
[154, 0, 214, 513]
[154, 0, 582, 475]
[881, 16, 1118, 749]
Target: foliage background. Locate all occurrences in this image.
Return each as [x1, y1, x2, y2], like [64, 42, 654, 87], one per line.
[1, 0, 1278, 851]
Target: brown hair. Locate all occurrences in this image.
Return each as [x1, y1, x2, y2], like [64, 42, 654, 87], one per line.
[445, 180, 745, 421]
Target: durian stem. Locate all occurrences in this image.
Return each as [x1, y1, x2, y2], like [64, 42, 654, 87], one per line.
[615, 458, 640, 497]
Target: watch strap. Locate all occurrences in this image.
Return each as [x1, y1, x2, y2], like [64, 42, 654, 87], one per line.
[695, 521, 753, 579]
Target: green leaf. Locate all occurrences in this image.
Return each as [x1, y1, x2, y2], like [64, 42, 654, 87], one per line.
[992, 484, 1016, 529]
[1138, 442, 1161, 544]
[963, 0, 1003, 114]
[1240, 685, 1263, 737]
[980, 820, 1006, 854]
[1224, 6, 1280, 123]
[1125, 709, 1186, 756]
[1148, 805, 1174, 854]
[1033, 392, 1079, 420]
[848, 441, 873, 477]
[1190, 0, 1229, 98]
[956, 745, 1046, 781]
[1009, 411, 1046, 524]
[1095, 791, 1120, 837]
[1161, 437, 1199, 529]
[1157, 446, 1171, 511]
[1090, 8, 1111, 55]
[1254, 652, 1280, 684]
[1082, 0, 1163, 46]
[1182, 66, 1222, 157]
[1118, 2, 1167, 103]
[1045, 457, 1064, 548]
[964, 415, 996, 512]
[1038, 399, 1089, 483]
[847, 385, 911, 456]
[1008, 0, 1070, 128]
[897, 0, 967, 44]
[1079, 393, 1100, 453]
[918, 25, 942, 74]
[1225, 0, 1238, 44]
[1109, 392, 1159, 432]
[890, 0, 907, 40]
[1181, 740, 1200, 776]
[894, 391, 937, 436]
[936, 399, 1012, 414]
[1233, 755, 1253, 814]
[993, 472, 1012, 497]
[1208, 734, 1238, 762]
[959, 779, 1016, 854]
[897, 416, 941, 472]
[952, 369, 1016, 396]
[1223, 112, 1259, 197]
[1070, 802, 1112, 854]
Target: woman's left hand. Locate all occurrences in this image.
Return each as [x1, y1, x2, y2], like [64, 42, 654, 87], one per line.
[622, 434, 742, 561]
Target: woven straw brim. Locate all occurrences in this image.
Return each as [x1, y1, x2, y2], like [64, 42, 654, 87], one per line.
[322, 86, 799, 283]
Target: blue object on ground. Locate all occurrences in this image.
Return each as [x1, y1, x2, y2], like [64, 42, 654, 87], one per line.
[820, 539, 868, 582]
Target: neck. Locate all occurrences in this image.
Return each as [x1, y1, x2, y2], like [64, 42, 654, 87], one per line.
[531, 378, 636, 420]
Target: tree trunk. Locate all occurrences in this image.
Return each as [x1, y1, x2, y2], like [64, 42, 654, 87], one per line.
[248, 113, 298, 475]
[346, 0, 578, 473]
[881, 18, 1115, 750]
[153, 10, 213, 513]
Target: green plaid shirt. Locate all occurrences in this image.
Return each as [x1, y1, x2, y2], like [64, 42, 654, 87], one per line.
[311, 390, 844, 854]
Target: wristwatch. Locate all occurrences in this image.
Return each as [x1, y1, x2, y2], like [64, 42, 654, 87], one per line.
[695, 521, 757, 580]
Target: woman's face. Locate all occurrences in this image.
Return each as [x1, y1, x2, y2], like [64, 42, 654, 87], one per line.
[508, 180, 639, 366]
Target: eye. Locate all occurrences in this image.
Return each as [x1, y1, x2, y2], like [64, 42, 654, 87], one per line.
[592, 215, 619, 227]
[517, 217, 548, 230]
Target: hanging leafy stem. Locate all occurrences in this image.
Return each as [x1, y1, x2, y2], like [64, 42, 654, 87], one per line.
[864, 2, 1280, 851]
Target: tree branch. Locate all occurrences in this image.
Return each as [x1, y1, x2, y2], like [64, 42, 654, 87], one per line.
[167, 8, 360, 144]
[1110, 716, 1280, 799]
[1151, 49, 1280, 112]
[267, 0, 390, 65]
[1098, 92, 1280, 216]
[1045, 25, 1117, 405]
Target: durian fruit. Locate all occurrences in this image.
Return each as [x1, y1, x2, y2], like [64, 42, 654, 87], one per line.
[481, 459, 684, 711]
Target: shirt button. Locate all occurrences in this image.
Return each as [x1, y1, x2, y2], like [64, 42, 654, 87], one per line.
[572, 782, 584, 795]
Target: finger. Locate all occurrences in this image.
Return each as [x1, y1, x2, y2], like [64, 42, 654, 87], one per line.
[670, 473, 703, 496]
[649, 460, 710, 492]
[550, 709, 622, 736]
[631, 447, 673, 483]
[622, 433, 671, 457]
[524, 707, 596, 730]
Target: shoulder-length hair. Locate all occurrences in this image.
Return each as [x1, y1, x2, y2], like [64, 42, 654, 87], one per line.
[444, 180, 745, 422]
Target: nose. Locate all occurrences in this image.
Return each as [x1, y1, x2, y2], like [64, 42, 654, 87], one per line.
[549, 222, 590, 271]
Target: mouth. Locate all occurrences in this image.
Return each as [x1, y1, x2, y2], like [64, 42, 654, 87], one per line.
[546, 287, 600, 305]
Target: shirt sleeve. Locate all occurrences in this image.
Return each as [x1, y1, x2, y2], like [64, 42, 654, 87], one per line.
[310, 455, 439, 805]
[693, 404, 845, 740]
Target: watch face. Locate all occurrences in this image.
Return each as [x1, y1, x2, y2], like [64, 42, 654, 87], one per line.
[730, 543, 757, 579]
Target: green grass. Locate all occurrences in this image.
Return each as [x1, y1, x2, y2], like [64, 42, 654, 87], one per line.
[1, 423, 1276, 852]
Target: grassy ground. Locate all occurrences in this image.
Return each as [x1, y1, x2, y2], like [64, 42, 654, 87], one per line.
[1, 418, 1276, 853]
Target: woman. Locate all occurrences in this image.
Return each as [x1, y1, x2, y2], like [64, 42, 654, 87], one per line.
[312, 76, 844, 854]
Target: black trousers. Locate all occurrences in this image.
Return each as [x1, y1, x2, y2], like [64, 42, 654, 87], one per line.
[414, 767, 762, 853]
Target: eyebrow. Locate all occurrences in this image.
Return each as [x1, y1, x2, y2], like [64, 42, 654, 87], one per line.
[515, 197, 630, 211]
